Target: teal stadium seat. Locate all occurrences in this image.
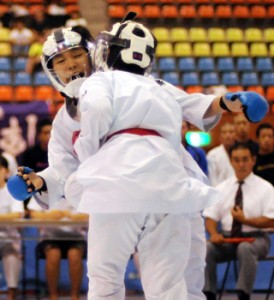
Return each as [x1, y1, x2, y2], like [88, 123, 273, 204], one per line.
[217, 57, 235, 72]
[14, 72, 32, 86]
[0, 57, 11, 71]
[197, 57, 215, 71]
[178, 57, 195, 71]
[0, 72, 12, 85]
[181, 72, 200, 86]
[222, 72, 240, 86]
[261, 72, 274, 87]
[162, 72, 180, 86]
[201, 72, 220, 86]
[241, 72, 259, 86]
[255, 58, 273, 72]
[236, 57, 254, 72]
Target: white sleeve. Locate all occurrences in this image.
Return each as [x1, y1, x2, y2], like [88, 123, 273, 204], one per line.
[202, 183, 224, 221]
[74, 73, 113, 162]
[35, 107, 81, 209]
[160, 81, 221, 131]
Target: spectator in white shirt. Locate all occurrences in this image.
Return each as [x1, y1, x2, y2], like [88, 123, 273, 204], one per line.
[0, 155, 24, 300]
[203, 142, 274, 300]
[207, 122, 235, 186]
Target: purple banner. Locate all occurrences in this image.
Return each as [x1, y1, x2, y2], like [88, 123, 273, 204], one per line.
[0, 101, 50, 157]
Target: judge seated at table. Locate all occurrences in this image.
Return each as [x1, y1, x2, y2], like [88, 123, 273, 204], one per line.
[203, 142, 274, 300]
[0, 155, 24, 300]
[28, 197, 88, 300]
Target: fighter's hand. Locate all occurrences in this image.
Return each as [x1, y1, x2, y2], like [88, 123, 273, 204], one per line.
[7, 166, 44, 201]
[210, 232, 225, 244]
[222, 91, 269, 123]
[17, 167, 44, 192]
[231, 206, 245, 223]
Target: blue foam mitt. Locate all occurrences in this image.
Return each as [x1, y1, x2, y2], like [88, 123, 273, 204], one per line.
[7, 167, 36, 201]
[225, 91, 269, 123]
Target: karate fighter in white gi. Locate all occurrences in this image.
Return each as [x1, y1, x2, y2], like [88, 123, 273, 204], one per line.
[7, 14, 269, 300]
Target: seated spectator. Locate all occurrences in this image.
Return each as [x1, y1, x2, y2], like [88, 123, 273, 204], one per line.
[203, 142, 274, 300]
[28, 198, 88, 300]
[9, 5, 29, 18]
[65, 10, 87, 28]
[234, 113, 259, 154]
[28, 9, 51, 33]
[1, 151, 18, 177]
[0, 155, 24, 300]
[47, 0, 69, 29]
[254, 123, 274, 186]
[25, 30, 47, 74]
[20, 118, 52, 214]
[207, 122, 235, 186]
[9, 17, 33, 56]
[181, 121, 208, 175]
[47, 0, 66, 16]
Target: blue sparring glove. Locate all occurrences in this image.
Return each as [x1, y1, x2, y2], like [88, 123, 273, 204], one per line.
[7, 167, 36, 201]
[224, 91, 269, 123]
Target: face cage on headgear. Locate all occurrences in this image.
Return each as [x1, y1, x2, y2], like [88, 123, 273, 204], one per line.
[93, 26, 156, 76]
[41, 28, 94, 93]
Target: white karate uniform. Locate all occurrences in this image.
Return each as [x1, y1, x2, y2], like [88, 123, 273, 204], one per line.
[207, 144, 234, 186]
[64, 70, 220, 300]
[35, 77, 221, 300]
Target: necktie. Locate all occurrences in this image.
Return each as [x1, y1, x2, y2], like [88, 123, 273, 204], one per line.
[231, 181, 244, 237]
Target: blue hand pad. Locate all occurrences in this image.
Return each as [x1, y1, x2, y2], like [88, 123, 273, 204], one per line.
[225, 91, 269, 123]
[7, 167, 36, 201]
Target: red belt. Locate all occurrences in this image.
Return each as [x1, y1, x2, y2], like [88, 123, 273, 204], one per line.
[106, 128, 161, 142]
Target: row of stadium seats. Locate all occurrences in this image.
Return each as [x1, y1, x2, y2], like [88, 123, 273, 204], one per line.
[0, 0, 78, 6]
[154, 57, 274, 72]
[156, 41, 274, 57]
[0, 57, 28, 71]
[0, 83, 273, 103]
[0, 3, 80, 15]
[152, 27, 274, 43]
[0, 85, 63, 102]
[0, 71, 51, 86]
[108, 0, 274, 4]
[108, 4, 274, 19]
[151, 71, 274, 87]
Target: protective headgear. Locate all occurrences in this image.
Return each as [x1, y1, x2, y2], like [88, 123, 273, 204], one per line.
[41, 26, 94, 98]
[94, 13, 157, 75]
